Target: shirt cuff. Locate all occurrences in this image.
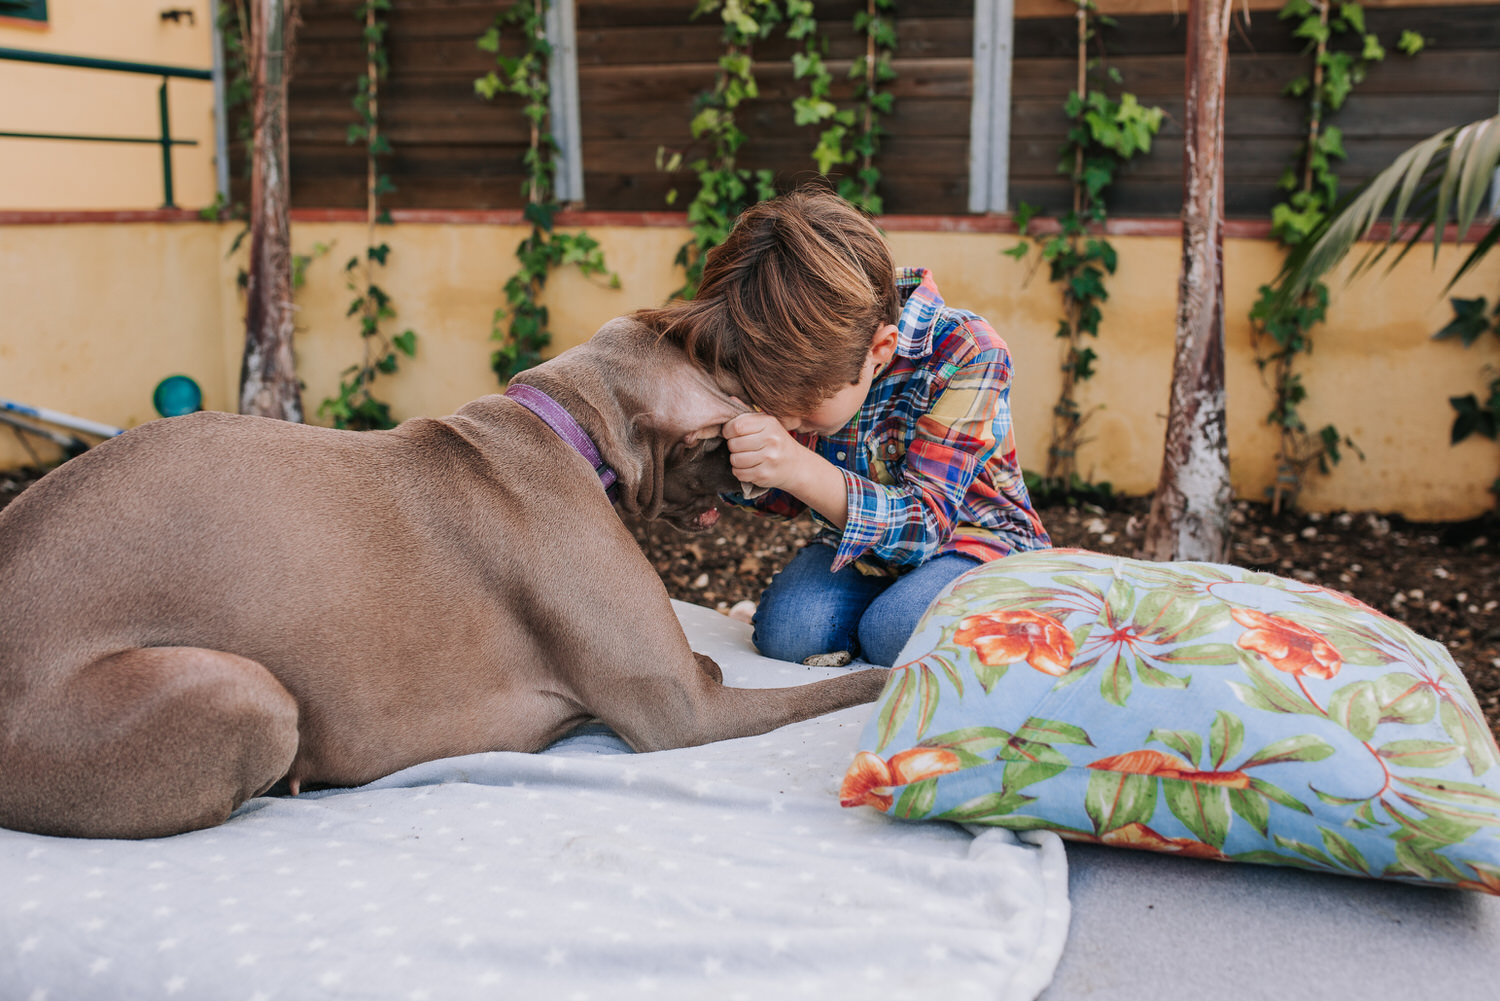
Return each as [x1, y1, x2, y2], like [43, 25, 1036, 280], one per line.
[830, 468, 892, 572]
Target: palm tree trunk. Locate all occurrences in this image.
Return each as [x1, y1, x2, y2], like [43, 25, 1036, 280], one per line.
[1139, 0, 1235, 562]
[240, 0, 303, 422]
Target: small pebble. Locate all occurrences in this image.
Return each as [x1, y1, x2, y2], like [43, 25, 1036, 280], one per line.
[728, 600, 756, 624]
[692, 572, 710, 589]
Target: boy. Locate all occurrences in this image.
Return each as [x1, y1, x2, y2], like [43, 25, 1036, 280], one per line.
[635, 188, 1050, 667]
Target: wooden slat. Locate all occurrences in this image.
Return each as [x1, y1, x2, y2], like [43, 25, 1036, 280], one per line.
[1015, 0, 1500, 16]
[1015, 6, 1500, 56]
[575, 58, 972, 103]
[574, 0, 975, 31]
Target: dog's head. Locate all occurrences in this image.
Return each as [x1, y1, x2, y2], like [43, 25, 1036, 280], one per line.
[515, 316, 762, 532]
[656, 432, 744, 534]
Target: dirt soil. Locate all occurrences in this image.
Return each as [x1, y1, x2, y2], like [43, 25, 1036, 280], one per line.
[625, 497, 1500, 743]
[4, 466, 1496, 741]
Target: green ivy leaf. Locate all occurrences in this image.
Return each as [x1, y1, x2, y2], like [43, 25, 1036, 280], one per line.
[1433, 297, 1492, 347]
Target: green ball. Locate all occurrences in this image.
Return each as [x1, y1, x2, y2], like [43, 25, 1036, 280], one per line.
[153, 375, 203, 418]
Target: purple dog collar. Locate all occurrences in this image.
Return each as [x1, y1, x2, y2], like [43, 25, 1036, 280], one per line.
[503, 383, 619, 499]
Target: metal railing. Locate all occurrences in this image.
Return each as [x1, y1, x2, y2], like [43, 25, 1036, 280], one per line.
[0, 46, 213, 209]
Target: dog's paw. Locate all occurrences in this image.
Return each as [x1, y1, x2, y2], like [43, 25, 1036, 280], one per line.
[801, 650, 853, 668]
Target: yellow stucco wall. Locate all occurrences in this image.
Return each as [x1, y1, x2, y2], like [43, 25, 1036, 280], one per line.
[2, 219, 1496, 520]
[0, 1, 218, 210]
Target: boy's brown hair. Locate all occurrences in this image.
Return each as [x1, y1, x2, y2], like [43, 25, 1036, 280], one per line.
[634, 188, 899, 416]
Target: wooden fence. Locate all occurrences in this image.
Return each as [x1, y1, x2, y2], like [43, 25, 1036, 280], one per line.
[249, 0, 1500, 217]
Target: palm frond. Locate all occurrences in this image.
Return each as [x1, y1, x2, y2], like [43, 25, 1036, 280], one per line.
[1275, 113, 1500, 305]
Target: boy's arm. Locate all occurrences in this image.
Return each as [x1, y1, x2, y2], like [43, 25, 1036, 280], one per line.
[723, 348, 1024, 572]
[832, 349, 1016, 571]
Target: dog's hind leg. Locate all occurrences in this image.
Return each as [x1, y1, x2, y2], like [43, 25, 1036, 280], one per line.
[0, 647, 299, 839]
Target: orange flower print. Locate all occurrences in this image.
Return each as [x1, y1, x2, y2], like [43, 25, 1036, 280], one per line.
[953, 609, 1076, 676]
[1098, 822, 1227, 861]
[1088, 749, 1251, 789]
[840, 747, 962, 811]
[1455, 865, 1500, 897]
[1230, 608, 1342, 680]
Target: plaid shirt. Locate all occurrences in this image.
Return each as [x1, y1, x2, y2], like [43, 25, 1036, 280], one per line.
[738, 268, 1050, 576]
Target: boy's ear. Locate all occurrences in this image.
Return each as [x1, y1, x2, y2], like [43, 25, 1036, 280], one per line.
[870, 323, 900, 366]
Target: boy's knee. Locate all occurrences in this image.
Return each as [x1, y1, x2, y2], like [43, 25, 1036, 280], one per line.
[752, 598, 859, 664]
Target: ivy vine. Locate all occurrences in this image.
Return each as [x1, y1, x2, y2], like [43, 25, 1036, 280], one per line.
[786, 0, 896, 214]
[845, 0, 897, 213]
[1435, 297, 1500, 500]
[661, 0, 783, 299]
[477, 0, 617, 384]
[320, 0, 418, 431]
[1249, 0, 1423, 511]
[1006, 0, 1162, 503]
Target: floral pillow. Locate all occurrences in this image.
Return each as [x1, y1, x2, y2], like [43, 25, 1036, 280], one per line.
[841, 550, 1500, 894]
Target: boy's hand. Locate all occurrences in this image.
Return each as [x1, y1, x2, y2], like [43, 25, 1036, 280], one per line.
[722, 413, 807, 492]
[722, 413, 851, 530]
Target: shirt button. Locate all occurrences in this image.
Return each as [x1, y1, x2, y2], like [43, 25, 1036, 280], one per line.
[835, 450, 847, 460]
[886, 444, 897, 455]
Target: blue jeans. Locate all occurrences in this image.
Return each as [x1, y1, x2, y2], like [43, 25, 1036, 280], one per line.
[751, 545, 980, 667]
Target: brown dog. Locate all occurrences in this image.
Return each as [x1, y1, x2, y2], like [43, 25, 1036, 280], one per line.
[0, 318, 887, 839]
